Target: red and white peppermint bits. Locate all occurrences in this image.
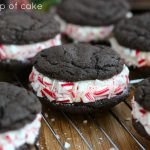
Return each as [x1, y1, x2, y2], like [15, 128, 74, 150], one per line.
[0, 34, 61, 61]
[30, 65, 129, 104]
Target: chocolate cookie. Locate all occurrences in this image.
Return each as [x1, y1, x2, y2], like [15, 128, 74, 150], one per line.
[134, 78, 150, 111]
[115, 13, 150, 52]
[57, 0, 130, 26]
[34, 44, 123, 82]
[56, 0, 130, 42]
[30, 43, 130, 113]
[133, 119, 150, 140]
[0, 10, 61, 71]
[132, 78, 150, 140]
[0, 10, 60, 44]
[0, 82, 42, 149]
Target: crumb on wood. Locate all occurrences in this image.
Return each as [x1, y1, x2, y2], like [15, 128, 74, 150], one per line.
[83, 120, 88, 124]
[125, 117, 131, 121]
[51, 118, 55, 122]
[64, 142, 71, 149]
[67, 138, 71, 140]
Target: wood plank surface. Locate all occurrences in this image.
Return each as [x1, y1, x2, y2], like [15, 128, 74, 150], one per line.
[38, 100, 150, 150]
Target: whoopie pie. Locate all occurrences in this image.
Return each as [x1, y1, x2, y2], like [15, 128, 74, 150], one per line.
[29, 43, 130, 113]
[0, 82, 42, 150]
[56, 0, 130, 42]
[112, 13, 150, 69]
[132, 78, 150, 140]
[0, 10, 61, 71]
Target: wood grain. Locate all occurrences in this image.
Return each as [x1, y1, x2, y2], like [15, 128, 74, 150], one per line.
[39, 92, 150, 150]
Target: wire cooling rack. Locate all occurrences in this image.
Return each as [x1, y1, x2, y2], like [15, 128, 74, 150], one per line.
[0, 71, 149, 150]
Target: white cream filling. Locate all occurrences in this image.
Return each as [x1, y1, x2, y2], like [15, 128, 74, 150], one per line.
[30, 65, 129, 103]
[110, 37, 150, 67]
[0, 114, 42, 150]
[55, 15, 114, 42]
[55, 12, 132, 42]
[132, 98, 150, 136]
[0, 34, 61, 61]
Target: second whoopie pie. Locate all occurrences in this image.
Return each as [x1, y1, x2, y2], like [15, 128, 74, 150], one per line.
[132, 78, 150, 140]
[56, 0, 130, 42]
[112, 13, 150, 69]
[0, 10, 61, 71]
[29, 44, 130, 113]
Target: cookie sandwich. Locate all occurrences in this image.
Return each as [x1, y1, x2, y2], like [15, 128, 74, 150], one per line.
[112, 13, 150, 69]
[0, 10, 61, 71]
[0, 82, 42, 150]
[132, 78, 150, 140]
[29, 43, 130, 113]
[56, 0, 130, 42]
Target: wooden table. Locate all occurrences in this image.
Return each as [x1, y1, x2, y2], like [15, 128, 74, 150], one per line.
[1, 72, 150, 150]
[39, 94, 150, 150]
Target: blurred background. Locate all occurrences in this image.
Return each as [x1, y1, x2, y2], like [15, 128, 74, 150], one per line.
[1, 0, 150, 11]
[24, 0, 150, 11]
[130, 0, 150, 10]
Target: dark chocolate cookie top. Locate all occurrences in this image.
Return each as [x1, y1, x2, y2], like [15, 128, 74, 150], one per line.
[0, 10, 60, 45]
[115, 13, 150, 52]
[135, 78, 150, 111]
[0, 82, 41, 133]
[34, 43, 124, 82]
[57, 0, 130, 26]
